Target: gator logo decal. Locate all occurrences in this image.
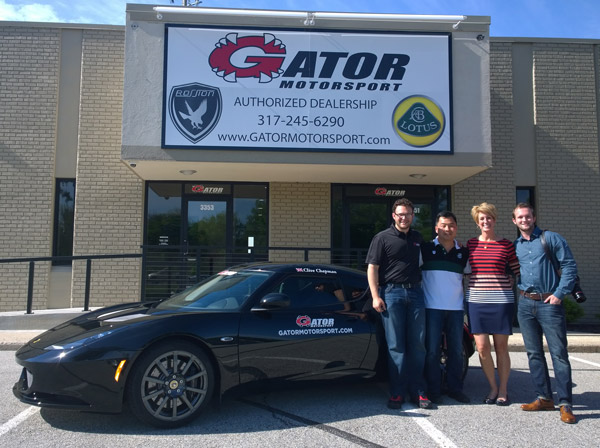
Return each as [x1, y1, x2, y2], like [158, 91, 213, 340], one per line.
[208, 33, 286, 83]
[296, 315, 311, 327]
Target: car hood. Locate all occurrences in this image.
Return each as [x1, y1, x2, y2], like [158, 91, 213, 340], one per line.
[19, 302, 191, 352]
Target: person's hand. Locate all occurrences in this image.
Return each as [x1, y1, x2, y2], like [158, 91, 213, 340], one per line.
[544, 294, 562, 305]
[372, 296, 386, 313]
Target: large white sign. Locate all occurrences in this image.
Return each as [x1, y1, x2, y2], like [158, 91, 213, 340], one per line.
[163, 26, 452, 153]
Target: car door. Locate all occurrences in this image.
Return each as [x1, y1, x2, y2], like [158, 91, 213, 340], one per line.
[237, 271, 373, 384]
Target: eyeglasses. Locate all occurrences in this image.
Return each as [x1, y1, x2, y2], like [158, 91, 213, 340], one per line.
[394, 213, 413, 218]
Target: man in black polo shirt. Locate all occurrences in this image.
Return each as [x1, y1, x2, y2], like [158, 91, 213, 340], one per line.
[366, 198, 430, 409]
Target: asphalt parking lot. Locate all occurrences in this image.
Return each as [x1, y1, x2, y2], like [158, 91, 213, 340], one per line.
[2, 350, 599, 447]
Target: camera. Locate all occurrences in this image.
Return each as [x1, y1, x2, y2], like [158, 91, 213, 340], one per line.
[571, 276, 587, 303]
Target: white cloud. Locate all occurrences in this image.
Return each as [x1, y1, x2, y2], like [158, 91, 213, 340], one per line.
[0, 1, 60, 22]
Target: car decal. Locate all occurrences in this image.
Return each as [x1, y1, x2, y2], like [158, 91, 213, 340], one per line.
[278, 327, 354, 336]
[294, 267, 338, 274]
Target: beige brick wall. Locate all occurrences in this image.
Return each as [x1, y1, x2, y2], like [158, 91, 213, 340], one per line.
[531, 42, 599, 323]
[455, 41, 600, 324]
[454, 42, 517, 243]
[70, 29, 144, 308]
[0, 26, 60, 311]
[269, 183, 331, 263]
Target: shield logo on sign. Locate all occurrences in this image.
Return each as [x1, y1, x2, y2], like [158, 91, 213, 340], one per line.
[169, 83, 222, 144]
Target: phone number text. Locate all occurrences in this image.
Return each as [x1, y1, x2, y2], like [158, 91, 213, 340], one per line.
[258, 115, 345, 128]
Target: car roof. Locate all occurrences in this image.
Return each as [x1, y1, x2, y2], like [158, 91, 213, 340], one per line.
[225, 262, 367, 277]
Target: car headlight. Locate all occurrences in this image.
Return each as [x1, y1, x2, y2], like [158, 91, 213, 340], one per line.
[43, 330, 114, 351]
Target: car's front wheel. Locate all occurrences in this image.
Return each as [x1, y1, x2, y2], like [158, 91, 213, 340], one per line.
[127, 341, 214, 428]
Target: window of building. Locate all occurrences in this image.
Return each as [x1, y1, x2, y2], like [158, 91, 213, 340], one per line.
[53, 179, 75, 264]
[146, 182, 182, 246]
[233, 184, 268, 254]
[331, 184, 449, 267]
[516, 187, 535, 208]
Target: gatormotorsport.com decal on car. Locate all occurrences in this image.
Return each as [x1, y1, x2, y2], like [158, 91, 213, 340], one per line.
[277, 315, 353, 336]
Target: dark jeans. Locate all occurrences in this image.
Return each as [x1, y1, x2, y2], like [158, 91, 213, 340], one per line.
[425, 308, 464, 397]
[517, 296, 572, 406]
[380, 283, 426, 398]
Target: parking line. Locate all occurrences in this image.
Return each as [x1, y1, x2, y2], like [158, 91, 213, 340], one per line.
[0, 407, 39, 437]
[570, 356, 600, 368]
[240, 398, 386, 448]
[404, 406, 458, 448]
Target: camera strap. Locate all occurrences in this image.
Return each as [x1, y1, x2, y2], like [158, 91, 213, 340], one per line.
[539, 230, 562, 277]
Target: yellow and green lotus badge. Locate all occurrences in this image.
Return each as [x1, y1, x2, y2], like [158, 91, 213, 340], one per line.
[392, 95, 446, 147]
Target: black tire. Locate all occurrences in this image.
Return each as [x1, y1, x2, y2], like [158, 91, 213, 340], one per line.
[127, 341, 214, 428]
[440, 338, 470, 392]
[461, 339, 469, 380]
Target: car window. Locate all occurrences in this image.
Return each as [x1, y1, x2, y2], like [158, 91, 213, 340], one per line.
[155, 270, 273, 311]
[269, 275, 346, 309]
[340, 275, 370, 311]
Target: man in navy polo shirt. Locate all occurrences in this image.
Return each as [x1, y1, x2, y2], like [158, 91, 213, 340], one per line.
[366, 198, 430, 409]
[421, 211, 471, 404]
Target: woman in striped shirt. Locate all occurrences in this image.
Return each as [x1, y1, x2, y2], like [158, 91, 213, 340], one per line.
[466, 202, 520, 407]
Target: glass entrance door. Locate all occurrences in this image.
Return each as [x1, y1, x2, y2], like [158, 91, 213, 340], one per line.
[185, 199, 230, 282]
[332, 184, 445, 268]
[348, 201, 389, 249]
[186, 200, 228, 247]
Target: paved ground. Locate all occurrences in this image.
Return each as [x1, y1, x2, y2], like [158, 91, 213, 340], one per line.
[0, 307, 599, 351]
[2, 350, 600, 447]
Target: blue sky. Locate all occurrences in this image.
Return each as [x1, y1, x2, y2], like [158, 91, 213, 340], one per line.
[1, 0, 599, 39]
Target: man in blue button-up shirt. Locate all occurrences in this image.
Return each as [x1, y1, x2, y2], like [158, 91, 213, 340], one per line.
[512, 203, 578, 424]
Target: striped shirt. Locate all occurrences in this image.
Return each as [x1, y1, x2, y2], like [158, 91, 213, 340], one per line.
[466, 238, 520, 304]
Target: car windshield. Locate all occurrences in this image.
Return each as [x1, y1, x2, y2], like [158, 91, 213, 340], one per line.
[155, 269, 273, 311]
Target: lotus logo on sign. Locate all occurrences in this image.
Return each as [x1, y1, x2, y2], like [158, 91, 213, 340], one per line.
[392, 95, 445, 147]
[168, 83, 222, 143]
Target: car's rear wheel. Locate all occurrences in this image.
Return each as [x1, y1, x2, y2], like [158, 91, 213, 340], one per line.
[440, 338, 470, 392]
[127, 341, 214, 428]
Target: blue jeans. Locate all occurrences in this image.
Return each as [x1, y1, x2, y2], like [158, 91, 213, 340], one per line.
[517, 297, 572, 406]
[425, 309, 464, 397]
[380, 283, 426, 398]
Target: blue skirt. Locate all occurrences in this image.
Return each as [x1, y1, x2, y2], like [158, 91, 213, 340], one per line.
[467, 302, 514, 335]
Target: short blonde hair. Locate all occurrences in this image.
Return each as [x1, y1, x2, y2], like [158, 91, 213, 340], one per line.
[471, 202, 497, 224]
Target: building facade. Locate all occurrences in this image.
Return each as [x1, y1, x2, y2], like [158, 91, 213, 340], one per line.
[0, 6, 598, 324]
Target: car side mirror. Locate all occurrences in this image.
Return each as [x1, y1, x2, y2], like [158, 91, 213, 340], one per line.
[251, 293, 290, 311]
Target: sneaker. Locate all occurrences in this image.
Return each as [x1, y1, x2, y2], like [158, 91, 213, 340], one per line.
[417, 395, 434, 409]
[387, 395, 404, 409]
[447, 390, 471, 404]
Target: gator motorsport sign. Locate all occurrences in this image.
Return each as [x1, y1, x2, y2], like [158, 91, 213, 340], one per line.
[163, 25, 452, 153]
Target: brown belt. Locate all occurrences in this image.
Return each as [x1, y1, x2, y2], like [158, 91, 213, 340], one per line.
[519, 290, 552, 301]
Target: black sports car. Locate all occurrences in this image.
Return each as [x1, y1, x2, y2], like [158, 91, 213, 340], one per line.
[13, 263, 474, 428]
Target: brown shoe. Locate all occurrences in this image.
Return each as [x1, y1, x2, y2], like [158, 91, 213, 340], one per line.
[560, 405, 576, 424]
[521, 398, 555, 411]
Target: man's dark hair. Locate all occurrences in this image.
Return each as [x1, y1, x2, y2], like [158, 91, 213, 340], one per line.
[436, 210, 457, 224]
[392, 198, 413, 212]
[512, 202, 536, 219]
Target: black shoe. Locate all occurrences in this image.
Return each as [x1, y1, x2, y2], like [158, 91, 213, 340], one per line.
[483, 394, 498, 405]
[387, 395, 404, 409]
[417, 395, 435, 409]
[496, 396, 510, 407]
[447, 390, 471, 404]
